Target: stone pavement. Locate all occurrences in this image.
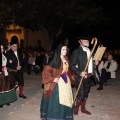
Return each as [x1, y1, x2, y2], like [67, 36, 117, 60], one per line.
[0, 69, 120, 120]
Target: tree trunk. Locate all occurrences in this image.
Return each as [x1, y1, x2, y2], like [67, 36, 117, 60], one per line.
[41, 28, 51, 51]
[41, 25, 63, 51]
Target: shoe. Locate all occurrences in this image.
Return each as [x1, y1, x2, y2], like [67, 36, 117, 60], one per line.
[19, 95, 27, 99]
[73, 100, 81, 115]
[6, 103, 10, 106]
[96, 86, 103, 90]
[81, 109, 91, 115]
[74, 107, 79, 115]
[81, 99, 91, 115]
[0, 105, 3, 108]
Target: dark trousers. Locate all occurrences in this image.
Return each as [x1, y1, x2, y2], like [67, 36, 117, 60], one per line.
[10, 70, 24, 86]
[76, 77, 91, 101]
[31, 66, 41, 74]
[99, 68, 110, 86]
[23, 63, 28, 72]
[27, 64, 32, 74]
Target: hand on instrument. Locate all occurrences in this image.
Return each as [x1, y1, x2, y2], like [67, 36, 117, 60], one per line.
[80, 72, 87, 78]
[17, 66, 22, 70]
[95, 60, 99, 65]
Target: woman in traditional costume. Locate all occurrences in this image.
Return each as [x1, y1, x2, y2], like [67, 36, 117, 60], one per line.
[0, 44, 17, 108]
[40, 43, 74, 120]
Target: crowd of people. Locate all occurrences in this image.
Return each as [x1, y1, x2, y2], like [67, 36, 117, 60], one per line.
[0, 36, 54, 108]
[21, 47, 53, 75]
[0, 35, 120, 120]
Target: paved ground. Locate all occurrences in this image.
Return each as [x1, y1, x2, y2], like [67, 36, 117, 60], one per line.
[0, 69, 120, 120]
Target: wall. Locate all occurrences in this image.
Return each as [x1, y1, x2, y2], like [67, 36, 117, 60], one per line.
[5, 24, 47, 50]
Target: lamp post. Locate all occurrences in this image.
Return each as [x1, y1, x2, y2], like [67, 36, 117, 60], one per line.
[26, 30, 28, 49]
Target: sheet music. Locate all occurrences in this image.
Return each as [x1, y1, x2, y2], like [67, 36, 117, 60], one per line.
[93, 45, 106, 61]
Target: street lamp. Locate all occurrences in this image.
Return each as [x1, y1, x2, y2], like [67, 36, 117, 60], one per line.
[26, 30, 28, 49]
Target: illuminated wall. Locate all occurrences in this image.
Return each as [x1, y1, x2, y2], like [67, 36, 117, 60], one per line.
[6, 24, 24, 44]
[5, 24, 47, 50]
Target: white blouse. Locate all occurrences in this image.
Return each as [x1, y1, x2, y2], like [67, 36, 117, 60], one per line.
[2, 54, 8, 76]
[2, 54, 7, 66]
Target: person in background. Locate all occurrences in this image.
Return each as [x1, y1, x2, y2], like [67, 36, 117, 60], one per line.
[22, 51, 28, 73]
[27, 52, 36, 75]
[43, 51, 50, 67]
[32, 51, 43, 74]
[96, 54, 118, 90]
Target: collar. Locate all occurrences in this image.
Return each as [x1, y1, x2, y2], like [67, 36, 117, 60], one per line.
[82, 46, 89, 52]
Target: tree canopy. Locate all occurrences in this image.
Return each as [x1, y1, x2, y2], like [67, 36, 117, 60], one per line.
[0, 0, 109, 50]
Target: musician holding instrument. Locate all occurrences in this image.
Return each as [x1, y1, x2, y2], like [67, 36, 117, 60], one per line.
[70, 34, 94, 115]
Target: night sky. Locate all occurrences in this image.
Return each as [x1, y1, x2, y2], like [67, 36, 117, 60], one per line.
[97, 1, 120, 49]
[62, 1, 120, 51]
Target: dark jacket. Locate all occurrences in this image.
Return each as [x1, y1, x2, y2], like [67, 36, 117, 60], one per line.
[43, 56, 50, 66]
[35, 55, 44, 66]
[6, 49, 23, 70]
[69, 47, 88, 78]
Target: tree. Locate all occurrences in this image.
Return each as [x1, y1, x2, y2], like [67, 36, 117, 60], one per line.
[0, 0, 108, 50]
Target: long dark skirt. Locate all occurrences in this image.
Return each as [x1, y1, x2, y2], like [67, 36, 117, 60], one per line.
[40, 84, 74, 120]
[0, 72, 17, 105]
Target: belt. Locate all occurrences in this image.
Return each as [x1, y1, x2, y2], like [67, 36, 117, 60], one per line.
[75, 73, 92, 78]
[86, 73, 92, 78]
[2, 66, 5, 72]
[7, 68, 17, 72]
